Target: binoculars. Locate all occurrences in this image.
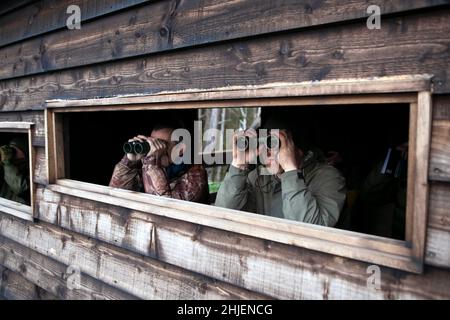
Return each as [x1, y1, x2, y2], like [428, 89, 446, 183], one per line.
[236, 134, 280, 151]
[123, 140, 151, 155]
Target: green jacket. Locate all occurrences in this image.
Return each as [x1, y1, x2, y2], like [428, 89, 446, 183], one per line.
[215, 150, 346, 227]
[0, 160, 30, 205]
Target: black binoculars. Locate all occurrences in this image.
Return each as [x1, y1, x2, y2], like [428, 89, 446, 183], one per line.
[236, 134, 280, 151]
[123, 140, 150, 155]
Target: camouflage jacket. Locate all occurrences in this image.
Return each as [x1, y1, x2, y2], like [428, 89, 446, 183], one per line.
[109, 155, 209, 204]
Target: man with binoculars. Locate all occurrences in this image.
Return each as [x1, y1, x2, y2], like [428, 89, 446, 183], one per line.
[109, 124, 209, 204]
[0, 137, 30, 205]
[215, 116, 346, 227]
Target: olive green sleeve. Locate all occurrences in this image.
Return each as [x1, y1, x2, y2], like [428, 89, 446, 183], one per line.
[280, 168, 346, 227]
[215, 165, 251, 211]
[3, 163, 29, 196]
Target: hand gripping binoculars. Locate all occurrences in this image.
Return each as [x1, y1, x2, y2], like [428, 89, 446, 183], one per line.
[123, 140, 151, 155]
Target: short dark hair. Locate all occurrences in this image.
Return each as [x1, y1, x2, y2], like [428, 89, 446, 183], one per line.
[152, 119, 185, 132]
[260, 114, 310, 151]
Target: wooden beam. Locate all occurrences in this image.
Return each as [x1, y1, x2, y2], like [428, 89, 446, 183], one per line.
[0, 235, 138, 300]
[46, 179, 421, 273]
[1, 8, 450, 111]
[411, 91, 433, 263]
[0, 213, 271, 300]
[45, 76, 430, 108]
[0, 0, 449, 80]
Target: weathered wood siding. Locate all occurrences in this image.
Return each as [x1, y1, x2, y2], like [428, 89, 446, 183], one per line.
[0, 0, 449, 299]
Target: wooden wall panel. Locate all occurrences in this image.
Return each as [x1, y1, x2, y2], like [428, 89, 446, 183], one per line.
[1, 9, 450, 111]
[0, 267, 58, 300]
[426, 183, 450, 267]
[430, 96, 450, 181]
[0, 0, 448, 80]
[0, 0, 149, 48]
[0, 0, 36, 17]
[32, 187, 450, 299]
[0, 212, 270, 300]
[0, 235, 138, 299]
[0, 111, 45, 146]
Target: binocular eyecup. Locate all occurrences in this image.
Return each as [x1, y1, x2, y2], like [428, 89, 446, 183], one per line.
[123, 140, 151, 155]
[236, 134, 280, 151]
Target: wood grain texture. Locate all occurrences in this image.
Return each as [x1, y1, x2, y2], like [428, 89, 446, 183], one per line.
[426, 182, 450, 267]
[0, 0, 36, 17]
[31, 187, 450, 299]
[0, 235, 138, 299]
[0, 111, 45, 146]
[0, 0, 150, 48]
[429, 120, 450, 181]
[0, 212, 271, 300]
[0, 267, 58, 300]
[0, 0, 449, 80]
[1, 9, 450, 112]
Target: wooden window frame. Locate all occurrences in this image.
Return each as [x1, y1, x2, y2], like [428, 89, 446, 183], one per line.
[0, 122, 35, 221]
[45, 75, 433, 273]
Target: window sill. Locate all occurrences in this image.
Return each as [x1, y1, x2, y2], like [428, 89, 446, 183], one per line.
[0, 197, 33, 221]
[48, 178, 422, 273]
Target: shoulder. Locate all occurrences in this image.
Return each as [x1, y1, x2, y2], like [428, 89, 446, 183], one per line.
[310, 162, 345, 186]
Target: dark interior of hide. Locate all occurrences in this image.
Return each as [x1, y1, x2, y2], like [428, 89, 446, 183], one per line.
[63, 109, 197, 186]
[0, 132, 28, 149]
[64, 104, 409, 240]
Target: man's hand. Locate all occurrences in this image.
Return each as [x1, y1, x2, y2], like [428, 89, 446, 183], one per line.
[231, 129, 260, 170]
[276, 131, 299, 172]
[0, 145, 14, 164]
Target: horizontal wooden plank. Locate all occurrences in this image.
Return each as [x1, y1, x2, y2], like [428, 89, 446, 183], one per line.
[0, 267, 58, 300]
[46, 179, 420, 272]
[0, 212, 270, 300]
[1, 8, 450, 112]
[0, 0, 36, 17]
[46, 75, 429, 107]
[0, 235, 138, 300]
[0, 111, 45, 146]
[0, 0, 150, 48]
[1, 0, 449, 80]
[33, 186, 450, 299]
[0, 121, 33, 130]
[429, 119, 450, 181]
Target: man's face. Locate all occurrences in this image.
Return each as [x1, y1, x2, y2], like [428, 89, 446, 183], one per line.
[150, 128, 176, 165]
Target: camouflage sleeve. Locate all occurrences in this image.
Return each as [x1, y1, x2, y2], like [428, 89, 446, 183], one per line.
[109, 155, 143, 191]
[142, 156, 208, 202]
